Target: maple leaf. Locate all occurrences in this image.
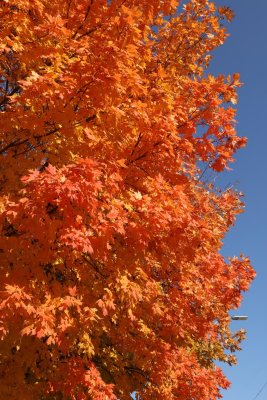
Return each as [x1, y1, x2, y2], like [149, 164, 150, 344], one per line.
[0, 1, 255, 399]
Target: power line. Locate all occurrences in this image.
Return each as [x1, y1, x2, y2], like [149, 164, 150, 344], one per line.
[251, 379, 267, 400]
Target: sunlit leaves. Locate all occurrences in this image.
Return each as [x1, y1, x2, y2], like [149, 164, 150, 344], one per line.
[0, 0, 255, 399]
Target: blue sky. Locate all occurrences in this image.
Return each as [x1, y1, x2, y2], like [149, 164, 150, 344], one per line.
[210, 1, 267, 399]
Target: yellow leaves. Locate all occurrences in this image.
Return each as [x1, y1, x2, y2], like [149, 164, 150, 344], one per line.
[52, 257, 64, 266]
[123, 203, 133, 212]
[133, 191, 142, 200]
[117, 159, 128, 168]
[222, 85, 239, 105]
[117, 274, 130, 293]
[152, 302, 164, 317]
[75, 125, 85, 143]
[208, 2, 216, 13]
[10, 40, 24, 52]
[77, 332, 95, 357]
[125, 44, 138, 57]
[138, 320, 152, 337]
[115, 273, 143, 307]
[82, 306, 98, 324]
[127, 308, 135, 321]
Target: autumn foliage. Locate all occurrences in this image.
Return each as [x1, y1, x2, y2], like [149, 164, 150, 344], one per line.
[0, 0, 255, 399]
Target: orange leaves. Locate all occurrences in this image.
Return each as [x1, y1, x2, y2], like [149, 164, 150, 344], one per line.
[0, 0, 255, 399]
[97, 288, 116, 317]
[218, 6, 235, 22]
[228, 256, 256, 293]
[47, 358, 117, 400]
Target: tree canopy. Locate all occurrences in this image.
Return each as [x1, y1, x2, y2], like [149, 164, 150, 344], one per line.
[0, 1, 255, 399]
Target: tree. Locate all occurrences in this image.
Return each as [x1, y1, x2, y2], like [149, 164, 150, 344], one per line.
[0, 1, 255, 399]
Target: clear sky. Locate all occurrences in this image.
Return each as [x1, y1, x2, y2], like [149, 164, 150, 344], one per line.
[209, 1, 267, 399]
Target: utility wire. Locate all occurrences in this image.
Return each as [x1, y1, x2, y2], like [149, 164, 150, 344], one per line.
[251, 379, 267, 400]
